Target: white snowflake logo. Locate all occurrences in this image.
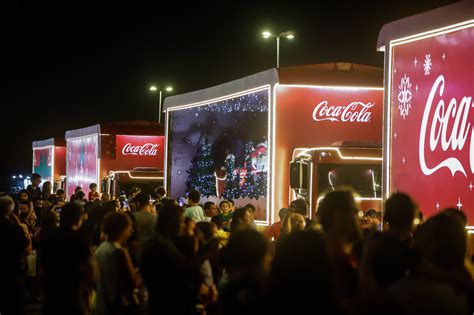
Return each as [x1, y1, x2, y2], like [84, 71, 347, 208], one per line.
[398, 74, 412, 119]
[423, 54, 432, 75]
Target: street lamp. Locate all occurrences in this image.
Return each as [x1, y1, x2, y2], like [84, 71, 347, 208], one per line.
[261, 30, 295, 68]
[149, 85, 173, 124]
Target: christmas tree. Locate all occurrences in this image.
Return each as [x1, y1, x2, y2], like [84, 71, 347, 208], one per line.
[232, 168, 243, 200]
[223, 153, 236, 200]
[242, 140, 256, 199]
[185, 136, 216, 197]
[255, 171, 267, 199]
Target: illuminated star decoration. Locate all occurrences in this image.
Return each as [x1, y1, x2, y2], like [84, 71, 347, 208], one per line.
[402, 156, 406, 164]
[414, 57, 418, 67]
[469, 182, 473, 191]
[457, 197, 462, 210]
[442, 53, 446, 61]
[423, 54, 432, 75]
[436, 201, 440, 210]
[397, 74, 412, 119]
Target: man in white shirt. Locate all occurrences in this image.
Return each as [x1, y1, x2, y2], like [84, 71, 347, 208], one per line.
[184, 189, 205, 222]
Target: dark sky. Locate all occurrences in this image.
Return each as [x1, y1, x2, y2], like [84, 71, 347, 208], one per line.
[0, 0, 458, 186]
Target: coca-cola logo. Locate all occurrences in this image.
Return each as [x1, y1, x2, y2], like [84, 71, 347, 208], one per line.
[122, 143, 159, 156]
[419, 75, 473, 177]
[312, 101, 374, 123]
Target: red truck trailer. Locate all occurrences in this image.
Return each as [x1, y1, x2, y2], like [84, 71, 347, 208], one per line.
[377, 1, 474, 227]
[164, 63, 383, 225]
[32, 138, 66, 192]
[65, 121, 165, 199]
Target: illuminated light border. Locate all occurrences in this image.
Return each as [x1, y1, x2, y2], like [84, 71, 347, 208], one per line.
[272, 84, 383, 224]
[108, 170, 164, 180]
[165, 85, 272, 226]
[384, 20, 474, 228]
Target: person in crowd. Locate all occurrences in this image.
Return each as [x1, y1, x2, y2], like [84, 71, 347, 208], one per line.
[41, 181, 52, 201]
[289, 198, 317, 231]
[154, 186, 167, 203]
[70, 186, 83, 202]
[139, 204, 197, 314]
[183, 216, 197, 237]
[88, 183, 100, 202]
[184, 189, 205, 222]
[127, 187, 141, 206]
[244, 203, 258, 228]
[32, 196, 45, 227]
[81, 200, 116, 248]
[42, 202, 94, 315]
[218, 229, 272, 314]
[18, 200, 32, 217]
[18, 189, 29, 202]
[384, 192, 418, 243]
[0, 196, 31, 315]
[229, 207, 254, 234]
[55, 188, 66, 201]
[268, 230, 343, 314]
[132, 192, 156, 242]
[101, 193, 110, 202]
[388, 210, 474, 314]
[265, 207, 287, 242]
[27, 173, 42, 200]
[218, 200, 233, 231]
[280, 209, 307, 237]
[317, 190, 362, 312]
[95, 212, 140, 315]
[203, 201, 219, 220]
[74, 190, 87, 208]
[211, 215, 229, 247]
[365, 208, 381, 231]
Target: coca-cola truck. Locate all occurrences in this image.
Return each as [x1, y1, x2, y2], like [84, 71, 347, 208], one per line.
[377, 1, 474, 227]
[164, 63, 383, 225]
[32, 138, 66, 192]
[65, 121, 165, 199]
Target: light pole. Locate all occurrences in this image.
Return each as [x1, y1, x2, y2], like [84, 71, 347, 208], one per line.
[149, 85, 173, 124]
[262, 30, 295, 68]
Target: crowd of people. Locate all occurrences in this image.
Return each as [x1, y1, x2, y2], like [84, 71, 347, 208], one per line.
[1, 173, 474, 315]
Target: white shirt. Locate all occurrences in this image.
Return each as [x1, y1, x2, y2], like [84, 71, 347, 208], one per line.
[184, 205, 205, 222]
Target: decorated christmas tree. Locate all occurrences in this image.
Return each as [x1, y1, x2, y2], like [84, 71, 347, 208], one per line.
[255, 170, 267, 199]
[242, 140, 256, 199]
[185, 136, 216, 197]
[223, 153, 236, 200]
[232, 168, 243, 200]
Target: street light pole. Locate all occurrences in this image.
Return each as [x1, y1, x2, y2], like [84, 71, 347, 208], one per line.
[158, 90, 163, 124]
[149, 85, 173, 125]
[262, 30, 295, 68]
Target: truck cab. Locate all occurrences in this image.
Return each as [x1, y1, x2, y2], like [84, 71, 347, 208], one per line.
[104, 167, 164, 199]
[290, 142, 382, 218]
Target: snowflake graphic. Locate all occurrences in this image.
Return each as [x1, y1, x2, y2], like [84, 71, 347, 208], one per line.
[397, 74, 412, 119]
[423, 54, 432, 75]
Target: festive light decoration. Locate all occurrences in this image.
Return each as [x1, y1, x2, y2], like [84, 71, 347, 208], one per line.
[242, 141, 257, 198]
[185, 136, 216, 197]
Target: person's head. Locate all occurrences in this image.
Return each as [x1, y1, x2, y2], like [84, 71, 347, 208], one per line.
[230, 207, 253, 233]
[222, 229, 272, 277]
[18, 189, 29, 202]
[187, 189, 200, 205]
[26, 210, 37, 227]
[33, 196, 44, 209]
[19, 201, 31, 214]
[317, 190, 362, 246]
[101, 193, 110, 202]
[74, 186, 83, 194]
[211, 215, 224, 230]
[414, 210, 467, 272]
[156, 204, 185, 239]
[102, 212, 133, 244]
[183, 217, 196, 236]
[290, 212, 306, 231]
[278, 208, 288, 221]
[365, 209, 381, 226]
[384, 192, 418, 236]
[442, 208, 467, 226]
[60, 202, 83, 230]
[89, 183, 98, 192]
[76, 190, 86, 201]
[204, 201, 218, 218]
[196, 221, 216, 242]
[42, 181, 52, 195]
[31, 173, 42, 186]
[155, 186, 166, 199]
[56, 189, 65, 201]
[133, 192, 151, 211]
[244, 203, 256, 218]
[290, 198, 309, 217]
[219, 200, 232, 214]
[0, 196, 15, 218]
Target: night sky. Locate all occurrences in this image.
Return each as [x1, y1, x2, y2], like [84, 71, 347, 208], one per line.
[0, 0, 458, 188]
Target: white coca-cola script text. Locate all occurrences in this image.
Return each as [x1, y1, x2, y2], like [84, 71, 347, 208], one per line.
[419, 75, 473, 177]
[312, 101, 374, 123]
[122, 143, 159, 156]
